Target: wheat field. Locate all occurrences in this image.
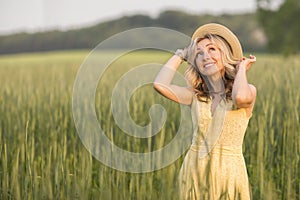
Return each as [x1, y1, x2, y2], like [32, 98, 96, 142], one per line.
[0, 50, 299, 199]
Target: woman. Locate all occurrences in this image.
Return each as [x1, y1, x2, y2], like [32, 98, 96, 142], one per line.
[153, 23, 256, 199]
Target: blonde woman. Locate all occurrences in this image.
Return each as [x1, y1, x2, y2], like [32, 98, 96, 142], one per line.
[154, 23, 256, 199]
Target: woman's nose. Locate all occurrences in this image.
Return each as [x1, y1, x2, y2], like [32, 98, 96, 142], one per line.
[203, 51, 211, 60]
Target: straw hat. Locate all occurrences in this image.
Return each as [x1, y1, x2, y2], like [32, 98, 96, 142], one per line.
[192, 23, 243, 59]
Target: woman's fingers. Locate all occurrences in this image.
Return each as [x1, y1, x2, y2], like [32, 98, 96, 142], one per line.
[249, 54, 256, 62]
[239, 55, 256, 71]
[244, 55, 256, 64]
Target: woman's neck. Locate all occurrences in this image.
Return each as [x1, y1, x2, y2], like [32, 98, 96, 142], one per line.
[206, 74, 225, 96]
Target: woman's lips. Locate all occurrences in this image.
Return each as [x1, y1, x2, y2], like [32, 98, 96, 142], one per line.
[204, 63, 215, 68]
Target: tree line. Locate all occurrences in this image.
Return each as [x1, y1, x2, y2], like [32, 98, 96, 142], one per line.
[1, 0, 299, 55]
[0, 11, 265, 55]
[257, 0, 300, 55]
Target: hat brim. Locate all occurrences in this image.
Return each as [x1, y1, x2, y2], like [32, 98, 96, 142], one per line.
[191, 23, 243, 59]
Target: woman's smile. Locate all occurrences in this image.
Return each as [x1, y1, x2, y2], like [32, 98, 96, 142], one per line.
[203, 62, 215, 68]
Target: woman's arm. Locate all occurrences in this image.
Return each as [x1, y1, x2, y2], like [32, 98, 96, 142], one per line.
[232, 55, 257, 113]
[153, 54, 193, 105]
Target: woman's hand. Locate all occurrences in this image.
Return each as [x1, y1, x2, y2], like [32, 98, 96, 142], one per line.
[238, 54, 256, 71]
[175, 40, 197, 64]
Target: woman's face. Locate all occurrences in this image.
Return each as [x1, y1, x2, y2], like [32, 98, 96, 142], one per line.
[194, 38, 224, 76]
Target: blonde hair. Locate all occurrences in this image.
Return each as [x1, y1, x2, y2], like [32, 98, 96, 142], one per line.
[185, 34, 241, 102]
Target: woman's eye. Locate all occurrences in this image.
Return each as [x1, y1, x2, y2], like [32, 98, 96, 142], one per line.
[209, 47, 216, 51]
[196, 51, 204, 56]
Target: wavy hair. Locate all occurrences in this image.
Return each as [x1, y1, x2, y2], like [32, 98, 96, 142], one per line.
[185, 34, 241, 102]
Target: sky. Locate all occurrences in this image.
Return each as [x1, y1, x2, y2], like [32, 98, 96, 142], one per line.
[0, 0, 258, 35]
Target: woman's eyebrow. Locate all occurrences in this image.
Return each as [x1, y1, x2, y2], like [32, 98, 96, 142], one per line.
[197, 43, 214, 50]
[205, 43, 214, 47]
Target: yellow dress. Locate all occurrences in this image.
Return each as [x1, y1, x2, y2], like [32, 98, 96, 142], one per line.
[178, 98, 252, 200]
